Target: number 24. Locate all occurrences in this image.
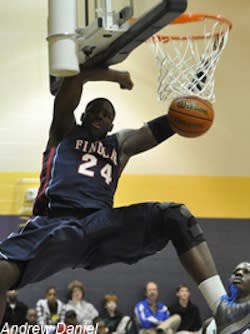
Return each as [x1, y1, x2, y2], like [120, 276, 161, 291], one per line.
[78, 153, 112, 185]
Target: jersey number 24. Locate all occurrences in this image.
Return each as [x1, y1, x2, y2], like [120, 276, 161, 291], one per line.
[78, 153, 112, 185]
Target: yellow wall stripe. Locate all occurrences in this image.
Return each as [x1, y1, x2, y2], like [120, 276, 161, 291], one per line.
[115, 175, 250, 218]
[0, 172, 249, 218]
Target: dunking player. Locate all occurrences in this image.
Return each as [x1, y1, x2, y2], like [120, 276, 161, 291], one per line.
[0, 68, 249, 334]
[202, 262, 250, 334]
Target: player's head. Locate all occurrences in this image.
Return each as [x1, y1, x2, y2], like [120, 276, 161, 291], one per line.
[81, 98, 116, 139]
[230, 262, 250, 300]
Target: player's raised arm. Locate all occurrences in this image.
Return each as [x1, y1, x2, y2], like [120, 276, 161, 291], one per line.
[48, 68, 133, 147]
[48, 74, 83, 147]
[117, 115, 175, 167]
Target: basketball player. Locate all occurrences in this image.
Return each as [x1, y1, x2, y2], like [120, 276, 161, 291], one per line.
[202, 262, 250, 334]
[0, 67, 249, 334]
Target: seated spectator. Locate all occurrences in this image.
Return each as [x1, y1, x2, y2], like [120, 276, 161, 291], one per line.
[26, 308, 38, 325]
[36, 287, 65, 327]
[99, 294, 131, 334]
[64, 310, 78, 326]
[65, 280, 98, 326]
[169, 284, 202, 334]
[1, 290, 28, 326]
[135, 281, 181, 334]
[56, 310, 80, 334]
[93, 317, 107, 334]
[26, 308, 44, 334]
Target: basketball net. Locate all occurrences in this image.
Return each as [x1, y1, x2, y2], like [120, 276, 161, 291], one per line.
[148, 13, 232, 103]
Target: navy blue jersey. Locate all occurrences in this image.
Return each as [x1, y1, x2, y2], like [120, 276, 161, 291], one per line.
[33, 126, 120, 215]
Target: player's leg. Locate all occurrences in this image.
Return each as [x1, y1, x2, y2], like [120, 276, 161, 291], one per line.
[92, 202, 250, 334]
[81, 202, 221, 303]
[158, 202, 250, 334]
[179, 242, 225, 313]
[0, 261, 22, 321]
[82, 202, 223, 313]
[0, 215, 91, 291]
[160, 203, 225, 310]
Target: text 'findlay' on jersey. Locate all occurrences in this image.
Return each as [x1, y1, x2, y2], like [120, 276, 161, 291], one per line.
[74, 139, 118, 166]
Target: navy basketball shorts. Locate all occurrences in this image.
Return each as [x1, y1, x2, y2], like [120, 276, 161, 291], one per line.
[0, 202, 204, 288]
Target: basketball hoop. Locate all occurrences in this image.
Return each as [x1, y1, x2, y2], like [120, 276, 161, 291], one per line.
[148, 13, 232, 103]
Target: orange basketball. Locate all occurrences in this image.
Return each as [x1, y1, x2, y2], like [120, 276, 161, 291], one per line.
[168, 96, 214, 137]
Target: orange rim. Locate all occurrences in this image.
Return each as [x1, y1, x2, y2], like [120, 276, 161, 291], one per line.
[148, 13, 232, 42]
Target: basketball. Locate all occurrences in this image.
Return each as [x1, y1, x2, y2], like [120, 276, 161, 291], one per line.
[168, 96, 214, 137]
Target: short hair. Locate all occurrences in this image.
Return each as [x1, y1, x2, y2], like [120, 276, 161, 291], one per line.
[103, 294, 118, 306]
[176, 284, 190, 293]
[26, 308, 37, 316]
[65, 310, 77, 319]
[67, 280, 85, 299]
[46, 287, 56, 295]
[233, 262, 250, 274]
[145, 281, 157, 290]
[85, 98, 116, 118]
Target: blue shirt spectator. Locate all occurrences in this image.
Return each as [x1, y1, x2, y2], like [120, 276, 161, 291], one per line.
[135, 299, 170, 329]
[134, 281, 170, 330]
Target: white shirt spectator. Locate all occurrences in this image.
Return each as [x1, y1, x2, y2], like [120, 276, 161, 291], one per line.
[36, 298, 65, 326]
[65, 300, 98, 325]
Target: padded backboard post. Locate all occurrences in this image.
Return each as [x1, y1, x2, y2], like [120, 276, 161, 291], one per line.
[49, 0, 187, 95]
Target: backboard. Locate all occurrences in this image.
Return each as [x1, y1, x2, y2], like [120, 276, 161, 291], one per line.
[48, 0, 187, 94]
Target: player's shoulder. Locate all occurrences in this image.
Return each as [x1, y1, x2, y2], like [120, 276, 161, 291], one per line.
[47, 123, 79, 149]
[113, 129, 135, 146]
[113, 128, 132, 138]
[104, 131, 120, 146]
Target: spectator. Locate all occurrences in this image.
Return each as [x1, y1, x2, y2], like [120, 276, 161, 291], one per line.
[1, 290, 28, 326]
[26, 308, 43, 334]
[100, 294, 131, 334]
[93, 317, 107, 334]
[65, 280, 98, 326]
[135, 282, 181, 334]
[169, 284, 202, 334]
[64, 310, 78, 326]
[36, 287, 65, 327]
[26, 308, 38, 325]
[56, 310, 80, 334]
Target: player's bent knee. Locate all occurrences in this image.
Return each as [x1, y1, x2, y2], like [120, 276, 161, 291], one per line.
[158, 202, 206, 255]
[0, 260, 22, 291]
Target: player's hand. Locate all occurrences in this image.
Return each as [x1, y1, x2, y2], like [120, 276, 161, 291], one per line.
[81, 67, 133, 90]
[117, 71, 134, 90]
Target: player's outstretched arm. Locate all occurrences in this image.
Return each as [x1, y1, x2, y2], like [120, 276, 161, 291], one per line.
[48, 68, 133, 147]
[117, 115, 175, 167]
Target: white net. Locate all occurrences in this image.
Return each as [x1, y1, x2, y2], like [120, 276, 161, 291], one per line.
[148, 14, 231, 103]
